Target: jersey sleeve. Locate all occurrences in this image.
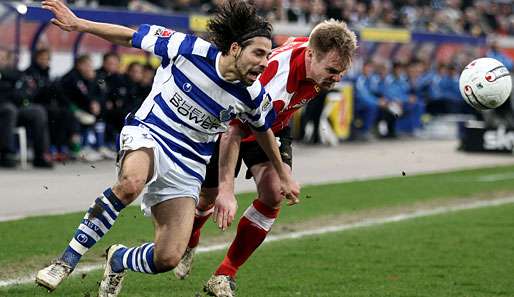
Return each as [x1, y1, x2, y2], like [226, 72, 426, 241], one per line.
[131, 24, 187, 64]
[238, 83, 276, 132]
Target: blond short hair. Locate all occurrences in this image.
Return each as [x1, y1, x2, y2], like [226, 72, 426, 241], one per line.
[309, 19, 358, 70]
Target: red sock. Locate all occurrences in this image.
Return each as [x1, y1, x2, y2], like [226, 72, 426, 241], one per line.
[188, 208, 213, 248]
[215, 199, 279, 278]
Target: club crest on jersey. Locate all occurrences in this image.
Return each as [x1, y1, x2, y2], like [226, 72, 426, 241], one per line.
[182, 82, 192, 93]
[219, 105, 235, 122]
[154, 28, 174, 38]
[261, 94, 272, 112]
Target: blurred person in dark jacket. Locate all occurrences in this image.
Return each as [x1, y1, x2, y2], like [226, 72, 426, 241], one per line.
[96, 52, 123, 101]
[60, 54, 107, 161]
[23, 48, 77, 160]
[121, 61, 146, 112]
[61, 54, 102, 120]
[105, 61, 146, 136]
[96, 52, 123, 144]
[0, 48, 53, 168]
[141, 63, 155, 95]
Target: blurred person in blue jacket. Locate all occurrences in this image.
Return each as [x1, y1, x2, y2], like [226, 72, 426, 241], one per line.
[353, 61, 379, 140]
[486, 40, 513, 72]
[427, 63, 463, 114]
[384, 62, 423, 136]
[406, 60, 426, 129]
[427, 63, 449, 114]
[369, 61, 397, 137]
[447, 64, 468, 112]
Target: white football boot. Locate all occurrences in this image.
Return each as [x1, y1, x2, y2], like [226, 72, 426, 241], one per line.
[98, 244, 126, 297]
[35, 260, 73, 291]
[173, 246, 197, 279]
[204, 275, 236, 297]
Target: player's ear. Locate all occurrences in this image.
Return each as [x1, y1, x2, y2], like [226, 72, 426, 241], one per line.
[305, 48, 314, 63]
[229, 42, 242, 58]
[306, 48, 313, 58]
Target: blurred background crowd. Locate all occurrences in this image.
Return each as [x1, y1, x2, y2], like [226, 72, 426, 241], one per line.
[0, 48, 156, 167]
[0, 0, 513, 169]
[67, 0, 514, 36]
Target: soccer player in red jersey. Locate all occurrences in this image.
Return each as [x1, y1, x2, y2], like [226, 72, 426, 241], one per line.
[176, 20, 357, 297]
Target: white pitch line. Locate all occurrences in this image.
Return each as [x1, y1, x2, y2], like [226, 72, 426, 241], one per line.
[476, 172, 514, 182]
[2, 196, 514, 288]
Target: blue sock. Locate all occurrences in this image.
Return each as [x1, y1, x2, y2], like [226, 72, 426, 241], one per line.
[111, 243, 157, 274]
[60, 188, 125, 268]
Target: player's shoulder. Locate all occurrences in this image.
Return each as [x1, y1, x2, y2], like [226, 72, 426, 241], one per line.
[177, 35, 219, 62]
[245, 79, 265, 100]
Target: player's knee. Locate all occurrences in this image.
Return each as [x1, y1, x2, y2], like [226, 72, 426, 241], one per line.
[114, 175, 145, 202]
[257, 178, 283, 208]
[258, 190, 282, 208]
[154, 251, 182, 272]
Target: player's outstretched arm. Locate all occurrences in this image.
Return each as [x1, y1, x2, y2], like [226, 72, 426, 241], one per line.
[42, 0, 135, 47]
[253, 128, 300, 206]
[214, 125, 243, 231]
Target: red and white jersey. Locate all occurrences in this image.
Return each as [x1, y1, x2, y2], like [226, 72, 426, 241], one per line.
[239, 37, 320, 142]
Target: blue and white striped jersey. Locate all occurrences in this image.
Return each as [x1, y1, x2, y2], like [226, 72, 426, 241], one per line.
[129, 24, 275, 182]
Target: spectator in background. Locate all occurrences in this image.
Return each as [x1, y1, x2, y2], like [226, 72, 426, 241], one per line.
[0, 48, 53, 168]
[486, 40, 513, 71]
[370, 61, 397, 138]
[23, 48, 75, 161]
[96, 52, 123, 99]
[105, 61, 146, 137]
[121, 62, 146, 113]
[427, 63, 450, 114]
[285, 0, 311, 23]
[353, 61, 379, 141]
[141, 63, 155, 95]
[384, 62, 423, 136]
[60, 54, 109, 161]
[96, 52, 123, 143]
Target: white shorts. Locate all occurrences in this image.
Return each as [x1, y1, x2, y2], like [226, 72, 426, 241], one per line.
[118, 125, 201, 216]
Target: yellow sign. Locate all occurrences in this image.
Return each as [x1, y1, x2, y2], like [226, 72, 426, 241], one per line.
[361, 28, 411, 43]
[328, 84, 353, 139]
[190, 15, 210, 32]
[120, 54, 160, 69]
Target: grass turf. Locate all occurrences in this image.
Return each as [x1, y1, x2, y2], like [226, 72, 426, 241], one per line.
[2, 194, 513, 296]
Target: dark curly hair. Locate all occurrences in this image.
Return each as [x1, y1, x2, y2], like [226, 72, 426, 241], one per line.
[207, 0, 272, 55]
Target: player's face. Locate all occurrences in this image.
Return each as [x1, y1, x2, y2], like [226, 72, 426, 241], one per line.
[235, 37, 272, 86]
[310, 49, 346, 90]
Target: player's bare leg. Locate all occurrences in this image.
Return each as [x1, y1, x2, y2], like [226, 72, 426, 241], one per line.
[174, 187, 218, 279]
[99, 197, 195, 296]
[205, 162, 289, 297]
[36, 149, 153, 291]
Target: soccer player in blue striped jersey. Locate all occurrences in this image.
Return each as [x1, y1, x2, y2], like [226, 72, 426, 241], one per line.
[36, 1, 300, 295]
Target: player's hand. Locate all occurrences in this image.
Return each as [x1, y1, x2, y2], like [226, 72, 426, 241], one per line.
[213, 190, 238, 231]
[280, 172, 300, 206]
[42, 0, 82, 32]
